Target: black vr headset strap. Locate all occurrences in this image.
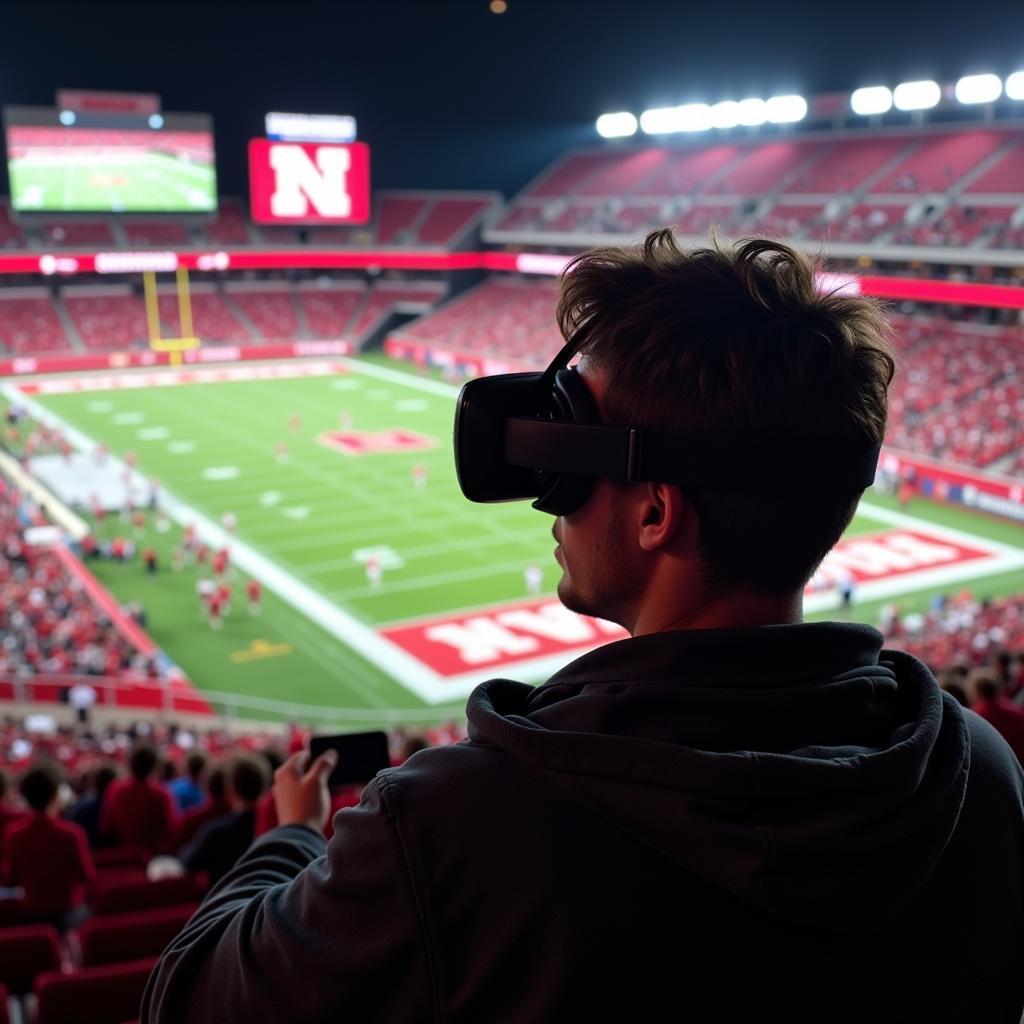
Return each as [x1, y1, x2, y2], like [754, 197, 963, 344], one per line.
[504, 418, 881, 492]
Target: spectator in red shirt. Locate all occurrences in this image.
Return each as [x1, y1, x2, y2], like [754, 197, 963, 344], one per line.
[175, 766, 229, 850]
[101, 743, 178, 854]
[970, 668, 1024, 765]
[5, 763, 94, 927]
[0, 769, 26, 868]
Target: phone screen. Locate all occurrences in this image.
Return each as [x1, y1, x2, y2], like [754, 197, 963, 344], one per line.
[309, 730, 391, 788]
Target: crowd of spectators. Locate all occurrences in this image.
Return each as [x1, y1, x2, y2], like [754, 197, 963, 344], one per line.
[0, 478, 161, 681]
[0, 717, 449, 927]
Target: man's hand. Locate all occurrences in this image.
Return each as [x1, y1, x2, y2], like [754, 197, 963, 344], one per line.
[274, 749, 338, 832]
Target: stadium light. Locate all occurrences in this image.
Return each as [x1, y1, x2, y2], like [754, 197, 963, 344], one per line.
[148, 113, 165, 129]
[639, 107, 681, 134]
[893, 80, 941, 111]
[639, 104, 711, 135]
[595, 112, 638, 138]
[850, 86, 893, 116]
[1006, 71, 1024, 100]
[955, 74, 1002, 104]
[58, 110, 76, 126]
[675, 104, 713, 131]
[710, 101, 741, 129]
[736, 98, 768, 126]
[765, 94, 807, 124]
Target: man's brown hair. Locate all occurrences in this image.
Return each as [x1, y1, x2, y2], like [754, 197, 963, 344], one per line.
[557, 228, 895, 593]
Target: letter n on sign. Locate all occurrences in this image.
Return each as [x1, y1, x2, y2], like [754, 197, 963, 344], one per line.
[248, 140, 370, 225]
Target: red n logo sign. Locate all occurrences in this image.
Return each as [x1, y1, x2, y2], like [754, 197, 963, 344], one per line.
[248, 140, 370, 225]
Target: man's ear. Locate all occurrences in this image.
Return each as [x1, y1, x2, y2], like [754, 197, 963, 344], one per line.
[637, 482, 694, 553]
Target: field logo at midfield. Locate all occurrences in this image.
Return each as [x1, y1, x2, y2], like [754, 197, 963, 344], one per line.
[318, 429, 436, 456]
[379, 525, 1017, 679]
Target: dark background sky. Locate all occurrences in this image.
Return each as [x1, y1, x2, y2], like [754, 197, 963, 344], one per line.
[2, 0, 1023, 198]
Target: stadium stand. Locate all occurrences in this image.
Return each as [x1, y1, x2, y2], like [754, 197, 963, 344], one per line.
[389, 281, 1024, 476]
[42, 222, 116, 247]
[297, 281, 367, 338]
[0, 480, 163, 680]
[62, 286, 149, 350]
[121, 222, 190, 246]
[223, 282, 299, 340]
[206, 198, 252, 245]
[33, 957, 156, 1024]
[0, 290, 70, 354]
[157, 284, 251, 343]
[883, 593, 1024, 676]
[414, 197, 493, 244]
[488, 126, 1024, 248]
[348, 280, 446, 343]
[394, 276, 559, 363]
[0, 924, 62, 997]
[306, 192, 496, 247]
[77, 904, 197, 966]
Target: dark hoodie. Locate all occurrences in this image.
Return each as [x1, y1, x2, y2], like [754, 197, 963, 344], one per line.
[143, 623, 1024, 1023]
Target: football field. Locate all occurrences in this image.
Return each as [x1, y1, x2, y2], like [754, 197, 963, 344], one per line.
[6, 356, 1024, 728]
[9, 151, 216, 212]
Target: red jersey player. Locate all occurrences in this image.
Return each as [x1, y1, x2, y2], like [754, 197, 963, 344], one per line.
[288, 412, 303, 432]
[207, 588, 225, 630]
[246, 578, 262, 616]
[275, 440, 289, 465]
[212, 547, 229, 578]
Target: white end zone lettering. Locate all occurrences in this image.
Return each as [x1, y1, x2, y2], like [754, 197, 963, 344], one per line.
[380, 524, 1024, 686]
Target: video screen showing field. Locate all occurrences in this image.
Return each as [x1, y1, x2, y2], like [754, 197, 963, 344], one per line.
[7, 124, 216, 213]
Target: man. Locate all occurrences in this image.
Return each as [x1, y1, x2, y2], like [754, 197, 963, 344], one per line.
[969, 667, 1024, 764]
[5, 763, 95, 927]
[0, 770, 26, 864]
[67, 762, 118, 848]
[168, 753, 209, 814]
[101, 743, 177, 854]
[181, 756, 267, 885]
[174, 766, 229, 850]
[144, 231, 1024, 1022]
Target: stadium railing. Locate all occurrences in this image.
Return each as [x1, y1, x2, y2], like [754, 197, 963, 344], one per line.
[0, 673, 461, 729]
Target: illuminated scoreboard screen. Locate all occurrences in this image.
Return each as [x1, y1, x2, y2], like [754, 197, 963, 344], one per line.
[4, 105, 217, 214]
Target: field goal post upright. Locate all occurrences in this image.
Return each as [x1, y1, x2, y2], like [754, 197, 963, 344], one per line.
[143, 265, 200, 366]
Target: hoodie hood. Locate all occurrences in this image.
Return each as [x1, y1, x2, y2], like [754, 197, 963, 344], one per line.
[467, 621, 970, 930]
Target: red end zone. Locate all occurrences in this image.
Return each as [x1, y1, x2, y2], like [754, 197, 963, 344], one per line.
[380, 598, 629, 677]
[379, 527, 1005, 679]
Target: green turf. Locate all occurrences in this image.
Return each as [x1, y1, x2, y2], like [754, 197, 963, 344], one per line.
[9, 151, 215, 213]
[20, 356, 1024, 725]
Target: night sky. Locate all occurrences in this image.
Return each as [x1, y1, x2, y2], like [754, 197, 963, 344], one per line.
[2, 0, 1023, 198]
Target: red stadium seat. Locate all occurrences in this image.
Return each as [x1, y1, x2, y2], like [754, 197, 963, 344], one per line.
[78, 904, 197, 967]
[93, 875, 197, 916]
[0, 924, 62, 995]
[0, 900, 22, 929]
[34, 958, 156, 1024]
[92, 847, 148, 871]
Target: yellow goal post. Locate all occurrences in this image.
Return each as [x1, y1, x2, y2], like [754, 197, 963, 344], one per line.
[143, 266, 200, 366]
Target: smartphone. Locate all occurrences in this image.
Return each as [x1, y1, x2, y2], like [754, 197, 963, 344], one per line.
[309, 730, 391, 788]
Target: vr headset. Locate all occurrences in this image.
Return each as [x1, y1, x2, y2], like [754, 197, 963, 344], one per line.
[453, 333, 881, 518]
